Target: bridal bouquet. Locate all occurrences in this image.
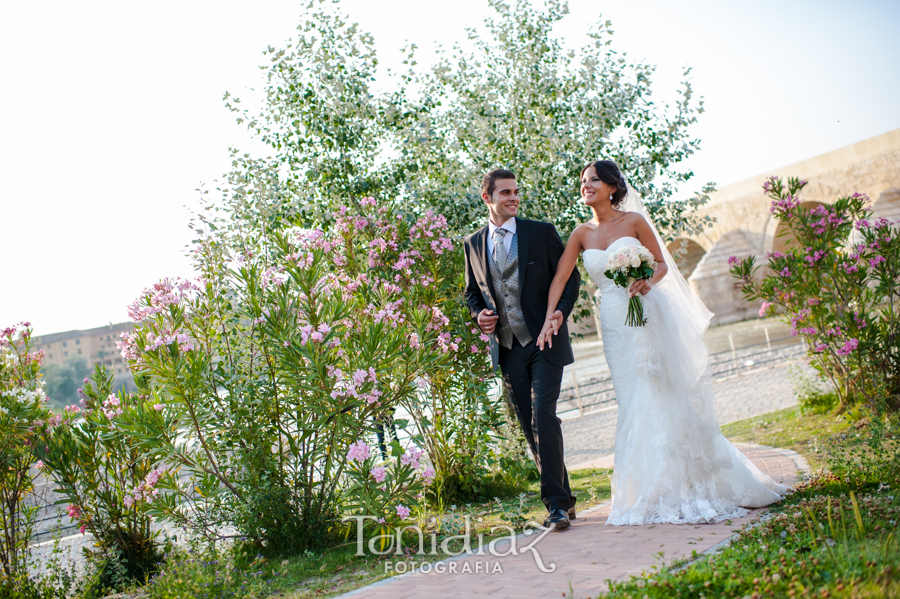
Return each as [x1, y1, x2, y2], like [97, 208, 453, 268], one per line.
[604, 246, 657, 326]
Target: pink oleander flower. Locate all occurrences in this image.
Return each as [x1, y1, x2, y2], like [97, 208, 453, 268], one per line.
[422, 466, 436, 482]
[347, 440, 371, 463]
[66, 504, 81, 519]
[727, 255, 740, 267]
[836, 338, 859, 357]
[401, 448, 424, 470]
[395, 504, 411, 519]
[64, 404, 81, 415]
[758, 301, 773, 317]
[36, 460, 45, 470]
[153, 404, 164, 411]
[813, 343, 829, 353]
[124, 468, 166, 507]
[370, 466, 387, 483]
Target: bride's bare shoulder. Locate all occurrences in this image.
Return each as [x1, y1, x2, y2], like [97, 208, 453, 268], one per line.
[569, 222, 597, 242]
[620, 211, 648, 225]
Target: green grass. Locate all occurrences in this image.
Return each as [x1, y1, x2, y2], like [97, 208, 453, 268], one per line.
[722, 405, 853, 469]
[604, 408, 900, 599]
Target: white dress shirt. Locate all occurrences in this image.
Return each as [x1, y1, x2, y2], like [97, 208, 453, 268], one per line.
[487, 218, 516, 259]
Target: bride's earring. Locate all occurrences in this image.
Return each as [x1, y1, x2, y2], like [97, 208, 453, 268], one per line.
[609, 193, 613, 201]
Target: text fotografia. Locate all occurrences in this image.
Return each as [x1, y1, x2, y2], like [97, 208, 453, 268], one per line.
[344, 515, 557, 573]
[386, 560, 504, 575]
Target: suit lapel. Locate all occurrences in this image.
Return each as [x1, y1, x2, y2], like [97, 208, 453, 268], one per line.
[473, 226, 496, 308]
[516, 217, 529, 299]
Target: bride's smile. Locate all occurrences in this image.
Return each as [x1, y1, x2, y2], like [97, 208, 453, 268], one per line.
[580, 165, 618, 208]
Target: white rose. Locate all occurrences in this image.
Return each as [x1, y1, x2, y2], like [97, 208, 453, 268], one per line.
[630, 255, 642, 268]
[615, 253, 629, 268]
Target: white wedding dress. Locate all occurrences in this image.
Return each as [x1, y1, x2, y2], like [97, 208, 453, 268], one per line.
[584, 236, 786, 525]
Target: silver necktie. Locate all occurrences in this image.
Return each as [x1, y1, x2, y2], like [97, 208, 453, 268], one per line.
[493, 228, 507, 268]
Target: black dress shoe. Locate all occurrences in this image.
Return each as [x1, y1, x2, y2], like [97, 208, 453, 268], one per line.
[543, 508, 571, 530]
[568, 507, 576, 520]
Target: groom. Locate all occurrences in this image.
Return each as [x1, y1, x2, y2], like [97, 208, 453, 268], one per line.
[463, 169, 581, 530]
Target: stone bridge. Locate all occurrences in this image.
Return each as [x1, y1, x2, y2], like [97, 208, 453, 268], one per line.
[670, 128, 900, 325]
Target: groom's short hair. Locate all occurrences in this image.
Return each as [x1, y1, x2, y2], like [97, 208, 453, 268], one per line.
[481, 169, 516, 198]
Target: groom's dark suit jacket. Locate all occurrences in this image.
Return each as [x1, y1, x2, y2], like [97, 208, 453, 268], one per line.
[464, 217, 581, 371]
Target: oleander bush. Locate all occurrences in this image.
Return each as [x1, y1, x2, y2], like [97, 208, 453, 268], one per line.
[111, 197, 499, 553]
[0, 324, 54, 593]
[730, 176, 900, 411]
[36, 364, 167, 587]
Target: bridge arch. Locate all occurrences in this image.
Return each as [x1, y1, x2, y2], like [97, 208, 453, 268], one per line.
[763, 200, 828, 256]
[873, 188, 900, 222]
[666, 238, 708, 278]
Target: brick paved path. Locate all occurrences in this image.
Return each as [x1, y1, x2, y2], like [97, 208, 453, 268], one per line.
[336, 444, 807, 599]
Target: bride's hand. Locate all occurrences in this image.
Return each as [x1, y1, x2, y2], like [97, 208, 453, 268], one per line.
[536, 310, 564, 350]
[629, 278, 652, 297]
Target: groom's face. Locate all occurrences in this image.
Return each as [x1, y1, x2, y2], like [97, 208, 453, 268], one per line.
[484, 178, 519, 225]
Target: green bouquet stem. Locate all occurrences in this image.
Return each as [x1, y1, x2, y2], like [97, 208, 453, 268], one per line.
[626, 293, 647, 327]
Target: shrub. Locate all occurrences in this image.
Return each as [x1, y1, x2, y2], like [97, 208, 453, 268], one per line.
[116, 198, 496, 552]
[0, 323, 53, 592]
[37, 364, 166, 586]
[730, 176, 900, 411]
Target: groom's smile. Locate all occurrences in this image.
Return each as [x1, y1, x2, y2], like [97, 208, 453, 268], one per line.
[484, 177, 520, 226]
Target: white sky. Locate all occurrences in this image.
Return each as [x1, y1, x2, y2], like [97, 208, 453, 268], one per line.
[2, 0, 899, 336]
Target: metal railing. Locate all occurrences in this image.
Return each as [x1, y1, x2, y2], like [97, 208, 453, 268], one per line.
[557, 328, 807, 420]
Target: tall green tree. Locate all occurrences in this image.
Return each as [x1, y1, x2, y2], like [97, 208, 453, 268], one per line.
[395, 0, 714, 239]
[221, 0, 713, 242]
[41, 356, 92, 408]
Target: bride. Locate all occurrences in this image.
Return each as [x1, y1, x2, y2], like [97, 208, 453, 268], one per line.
[538, 160, 786, 525]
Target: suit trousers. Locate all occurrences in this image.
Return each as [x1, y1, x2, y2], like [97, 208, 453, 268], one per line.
[499, 342, 575, 512]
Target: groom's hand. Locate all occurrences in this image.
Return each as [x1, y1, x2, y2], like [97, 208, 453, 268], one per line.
[477, 309, 499, 335]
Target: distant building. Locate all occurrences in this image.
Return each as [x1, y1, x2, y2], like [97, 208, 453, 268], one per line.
[33, 322, 134, 377]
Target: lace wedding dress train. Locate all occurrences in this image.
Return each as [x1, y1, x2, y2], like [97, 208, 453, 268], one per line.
[585, 238, 786, 526]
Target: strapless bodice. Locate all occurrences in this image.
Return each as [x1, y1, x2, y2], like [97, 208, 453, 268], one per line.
[583, 236, 644, 293]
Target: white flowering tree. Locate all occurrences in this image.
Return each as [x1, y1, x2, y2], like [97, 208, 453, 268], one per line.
[396, 0, 715, 241]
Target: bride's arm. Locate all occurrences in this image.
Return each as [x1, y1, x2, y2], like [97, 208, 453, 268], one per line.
[631, 215, 669, 296]
[538, 226, 585, 348]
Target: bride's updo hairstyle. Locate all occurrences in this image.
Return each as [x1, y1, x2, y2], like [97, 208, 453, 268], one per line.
[582, 160, 628, 208]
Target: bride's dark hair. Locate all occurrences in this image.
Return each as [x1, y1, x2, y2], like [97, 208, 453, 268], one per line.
[582, 160, 628, 207]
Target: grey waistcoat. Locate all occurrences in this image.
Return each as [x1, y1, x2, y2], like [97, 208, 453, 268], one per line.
[489, 233, 533, 349]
